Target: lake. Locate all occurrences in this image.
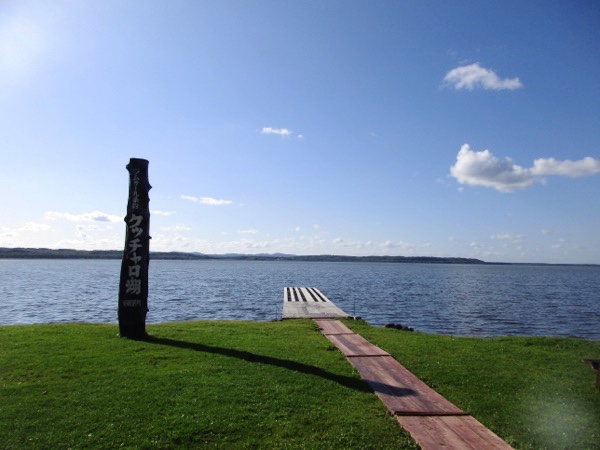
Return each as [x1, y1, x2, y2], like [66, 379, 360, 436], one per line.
[0, 259, 599, 339]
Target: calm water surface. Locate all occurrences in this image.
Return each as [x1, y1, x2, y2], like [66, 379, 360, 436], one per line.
[1, 259, 599, 339]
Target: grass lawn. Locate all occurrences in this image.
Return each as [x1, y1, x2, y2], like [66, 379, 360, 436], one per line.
[1, 319, 599, 449]
[1, 320, 415, 449]
[344, 319, 600, 450]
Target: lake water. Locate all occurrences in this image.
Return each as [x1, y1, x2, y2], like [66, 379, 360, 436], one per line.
[1, 259, 599, 339]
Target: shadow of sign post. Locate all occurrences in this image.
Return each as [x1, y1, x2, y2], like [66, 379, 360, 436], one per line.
[118, 158, 151, 339]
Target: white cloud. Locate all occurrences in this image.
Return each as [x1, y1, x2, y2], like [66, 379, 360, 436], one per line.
[44, 211, 122, 222]
[332, 239, 372, 250]
[200, 197, 233, 206]
[531, 157, 600, 177]
[22, 222, 52, 232]
[444, 63, 523, 91]
[0, 216, 124, 250]
[51, 236, 123, 250]
[449, 144, 600, 192]
[0, 222, 51, 237]
[382, 240, 411, 250]
[237, 229, 257, 235]
[330, 238, 421, 253]
[449, 144, 536, 192]
[260, 127, 293, 137]
[180, 195, 233, 205]
[491, 233, 519, 240]
[217, 239, 271, 250]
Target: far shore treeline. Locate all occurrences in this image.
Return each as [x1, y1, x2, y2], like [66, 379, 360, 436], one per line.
[2, 247, 599, 266]
[0, 247, 487, 264]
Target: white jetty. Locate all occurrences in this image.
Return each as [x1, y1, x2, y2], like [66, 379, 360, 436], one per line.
[282, 287, 350, 319]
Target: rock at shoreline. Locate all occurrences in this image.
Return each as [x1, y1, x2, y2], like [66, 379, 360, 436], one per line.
[384, 323, 414, 332]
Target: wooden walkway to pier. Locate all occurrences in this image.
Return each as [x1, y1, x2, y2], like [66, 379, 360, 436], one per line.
[282, 288, 513, 449]
[316, 319, 513, 449]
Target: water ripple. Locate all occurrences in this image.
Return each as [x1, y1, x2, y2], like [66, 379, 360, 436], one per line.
[0, 260, 599, 339]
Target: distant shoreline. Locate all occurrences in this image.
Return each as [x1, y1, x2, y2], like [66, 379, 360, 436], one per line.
[0, 247, 597, 266]
[0, 247, 484, 264]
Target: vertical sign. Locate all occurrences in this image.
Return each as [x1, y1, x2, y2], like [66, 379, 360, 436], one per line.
[118, 158, 151, 339]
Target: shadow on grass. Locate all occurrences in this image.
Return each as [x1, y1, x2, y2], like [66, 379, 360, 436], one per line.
[143, 335, 415, 395]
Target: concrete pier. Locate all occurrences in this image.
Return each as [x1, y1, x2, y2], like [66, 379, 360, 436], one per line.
[282, 287, 350, 319]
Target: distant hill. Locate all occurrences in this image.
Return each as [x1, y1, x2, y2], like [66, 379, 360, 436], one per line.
[0, 247, 214, 260]
[0, 247, 485, 264]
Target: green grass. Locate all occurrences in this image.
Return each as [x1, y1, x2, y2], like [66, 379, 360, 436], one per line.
[1, 320, 415, 449]
[344, 320, 600, 450]
[1, 320, 599, 449]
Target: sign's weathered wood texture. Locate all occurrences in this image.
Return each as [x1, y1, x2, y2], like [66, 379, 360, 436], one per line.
[118, 158, 151, 339]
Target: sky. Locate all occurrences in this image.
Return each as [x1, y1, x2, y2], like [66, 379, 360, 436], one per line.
[1, 0, 599, 264]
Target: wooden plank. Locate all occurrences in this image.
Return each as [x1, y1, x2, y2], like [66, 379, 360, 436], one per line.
[324, 333, 389, 357]
[314, 319, 354, 335]
[313, 315, 513, 449]
[397, 415, 514, 450]
[349, 356, 465, 416]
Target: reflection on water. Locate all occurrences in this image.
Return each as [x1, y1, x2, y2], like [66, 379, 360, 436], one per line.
[0, 259, 599, 339]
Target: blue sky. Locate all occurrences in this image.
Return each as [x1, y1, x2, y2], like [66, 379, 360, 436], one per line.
[1, 0, 599, 264]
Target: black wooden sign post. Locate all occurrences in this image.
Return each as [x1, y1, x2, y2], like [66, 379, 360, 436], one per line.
[118, 158, 151, 339]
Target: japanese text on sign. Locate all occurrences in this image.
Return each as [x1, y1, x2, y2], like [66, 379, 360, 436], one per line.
[125, 213, 144, 299]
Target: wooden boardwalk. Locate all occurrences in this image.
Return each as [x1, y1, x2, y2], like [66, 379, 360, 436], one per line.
[315, 318, 513, 450]
[282, 287, 350, 319]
